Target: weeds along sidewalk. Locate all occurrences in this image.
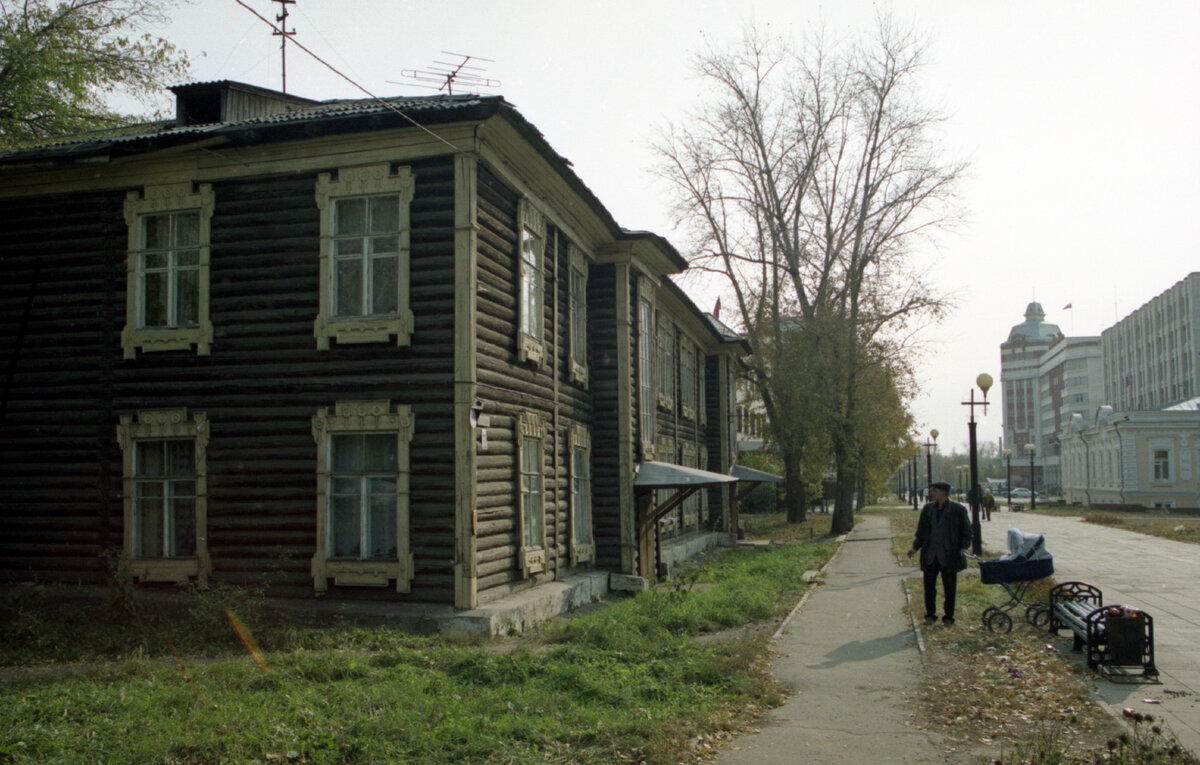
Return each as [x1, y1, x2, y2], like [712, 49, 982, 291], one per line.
[718, 514, 961, 764]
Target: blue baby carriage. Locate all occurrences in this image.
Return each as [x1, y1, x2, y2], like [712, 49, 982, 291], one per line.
[969, 528, 1055, 633]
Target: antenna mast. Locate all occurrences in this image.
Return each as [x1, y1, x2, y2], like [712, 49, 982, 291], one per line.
[396, 52, 500, 95]
[273, 0, 296, 93]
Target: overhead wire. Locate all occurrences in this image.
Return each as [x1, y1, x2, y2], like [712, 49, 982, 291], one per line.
[231, 0, 462, 152]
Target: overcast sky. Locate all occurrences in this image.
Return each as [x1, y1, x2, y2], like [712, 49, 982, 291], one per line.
[141, 0, 1200, 455]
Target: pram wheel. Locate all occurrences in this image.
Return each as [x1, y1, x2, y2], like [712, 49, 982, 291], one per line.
[1025, 604, 1050, 629]
[985, 609, 1013, 634]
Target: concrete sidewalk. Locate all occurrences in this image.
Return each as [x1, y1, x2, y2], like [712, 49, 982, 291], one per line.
[717, 515, 971, 764]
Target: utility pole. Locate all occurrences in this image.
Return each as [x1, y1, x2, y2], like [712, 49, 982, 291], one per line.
[273, 0, 296, 93]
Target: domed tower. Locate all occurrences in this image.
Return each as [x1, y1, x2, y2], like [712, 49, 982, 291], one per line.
[1000, 302, 1061, 463]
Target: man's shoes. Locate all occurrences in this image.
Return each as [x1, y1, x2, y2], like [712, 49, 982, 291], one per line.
[942, 616, 955, 626]
[924, 615, 937, 625]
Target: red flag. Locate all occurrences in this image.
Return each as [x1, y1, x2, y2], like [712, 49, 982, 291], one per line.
[1062, 303, 1072, 310]
[713, 297, 721, 319]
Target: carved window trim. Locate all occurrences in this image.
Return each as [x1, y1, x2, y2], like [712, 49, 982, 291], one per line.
[569, 424, 593, 565]
[517, 200, 548, 367]
[518, 411, 548, 575]
[698, 354, 708, 426]
[656, 318, 675, 411]
[122, 183, 215, 359]
[116, 408, 210, 584]
[314, 163, 415, 350]
[311, 400, 414, 591]
[680, 336, 697, 421]
[568, 243, 589, 386]
[637, 278, 656, 461]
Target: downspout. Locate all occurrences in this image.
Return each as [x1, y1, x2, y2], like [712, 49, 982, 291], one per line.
[1080, 429, 1091, 507]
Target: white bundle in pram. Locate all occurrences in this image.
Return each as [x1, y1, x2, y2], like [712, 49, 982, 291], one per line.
[1001, 528, 1051, 562]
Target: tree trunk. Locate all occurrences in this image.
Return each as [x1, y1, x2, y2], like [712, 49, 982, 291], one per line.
[783, 448, 807, 523]
[830, 443, 856, 533]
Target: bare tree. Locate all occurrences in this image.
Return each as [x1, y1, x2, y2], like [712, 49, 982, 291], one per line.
[655, 17, 962, 532]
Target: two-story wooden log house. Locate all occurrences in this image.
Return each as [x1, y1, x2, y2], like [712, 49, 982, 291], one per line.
[0, 81, 746, 625]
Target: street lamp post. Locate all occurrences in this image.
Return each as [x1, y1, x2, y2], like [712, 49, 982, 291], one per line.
[910, 454, 918, 509]
[1025, 443, 1037, 510]
[923, 429, 939, 489]
[963, 373, 993, 555]
[1002, 448, 1012, 509]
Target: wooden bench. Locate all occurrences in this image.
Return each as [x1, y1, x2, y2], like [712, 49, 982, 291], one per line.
[1048, 581, 1158, 681]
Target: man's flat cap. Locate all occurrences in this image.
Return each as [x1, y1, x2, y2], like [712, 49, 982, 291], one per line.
[930, 481, 952, 492]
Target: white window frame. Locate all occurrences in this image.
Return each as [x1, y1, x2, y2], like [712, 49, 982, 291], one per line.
[517, 200, 547, 366]
[116, 408, 209, 584]
[569, 424, 593, 565]
[698, 354, 708, 426]
[314, 163, 414, 350]
[681, 441, 699, 529]
[1150, 441, 1173, 483]
[311, 400, 413, 591]
[568, 243, 589, 386]
[122, 183, 214, 359]
[637, 279, 656, 459]
[518, 411, 547, 575]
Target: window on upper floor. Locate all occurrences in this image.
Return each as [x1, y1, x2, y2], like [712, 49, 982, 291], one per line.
[680, 338, 696, 420]
[568, 244, 588, 385]
[311, 400, 414, 591]
[122, 183, 214, 359]
[638, 283, 656, 457]
[517, 201, 547, 366]
[656, 319, 675, 409]
[116, 408, 210, 584]
[314, 163, 414, 350]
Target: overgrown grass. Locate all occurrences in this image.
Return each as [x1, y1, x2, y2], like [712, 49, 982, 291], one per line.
[0, 538, 834, 764]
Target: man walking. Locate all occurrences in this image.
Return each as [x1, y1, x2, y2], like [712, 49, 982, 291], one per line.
[907, 481, 972, 625]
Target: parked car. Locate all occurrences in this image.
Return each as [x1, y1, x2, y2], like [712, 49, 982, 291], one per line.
[1010, 488, 1036, 499]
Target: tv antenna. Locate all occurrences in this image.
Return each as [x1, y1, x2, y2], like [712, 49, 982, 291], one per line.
[393, 52, 500, 95]
[272, 0, 296, 93]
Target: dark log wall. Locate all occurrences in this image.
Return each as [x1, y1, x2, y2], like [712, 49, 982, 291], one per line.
[473, 163, 593, 603]
[0, 192, 125, 584]
[0, 157, 463, 602]
[588, 265, 622, 571]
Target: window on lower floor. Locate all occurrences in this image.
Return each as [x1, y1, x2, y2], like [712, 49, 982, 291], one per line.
[570, 425, 593, 564]
[116, 408, 209, 583]
[312, 400, 413, 591]
[518, 411, 547, 575]
[1153, 449, 1171, 481]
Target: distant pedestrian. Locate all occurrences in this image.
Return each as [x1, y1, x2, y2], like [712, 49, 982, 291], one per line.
[908, 481, 972, 626]
[982, 492, 995, 521]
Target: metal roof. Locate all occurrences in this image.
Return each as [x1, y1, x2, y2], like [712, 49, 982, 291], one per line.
[730, 464, 783, 484]
[634, 461, 739, 489]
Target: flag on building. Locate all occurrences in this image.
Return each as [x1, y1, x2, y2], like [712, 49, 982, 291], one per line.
[1062, 303, 1073, 310]
[713, 297, 721, 320]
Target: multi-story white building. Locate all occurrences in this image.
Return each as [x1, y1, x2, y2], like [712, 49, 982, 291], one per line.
[1000, 302, 1061, 482]
[1035, 336, 1104, 491]
[1102, 272, 1200, 411]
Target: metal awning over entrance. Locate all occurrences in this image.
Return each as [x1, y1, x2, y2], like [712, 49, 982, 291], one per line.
[730, 464, 783, 484]
[635, 461, 740, 489]
[634, 462, 739, 580]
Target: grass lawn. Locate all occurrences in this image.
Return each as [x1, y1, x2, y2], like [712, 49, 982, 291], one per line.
[0, 530, 835, 764]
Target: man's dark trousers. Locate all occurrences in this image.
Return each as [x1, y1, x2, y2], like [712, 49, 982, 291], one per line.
[923, 559, 957, 619]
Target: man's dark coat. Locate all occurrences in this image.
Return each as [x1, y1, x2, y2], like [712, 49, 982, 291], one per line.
[912, 499, 973, 572]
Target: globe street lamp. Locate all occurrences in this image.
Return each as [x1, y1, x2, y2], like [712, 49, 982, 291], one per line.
[1024, 443, 1037, 510]
[1002, 448, 1013, 509]
[923, 429, 939, 489]
[963, 373, 993, 555]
